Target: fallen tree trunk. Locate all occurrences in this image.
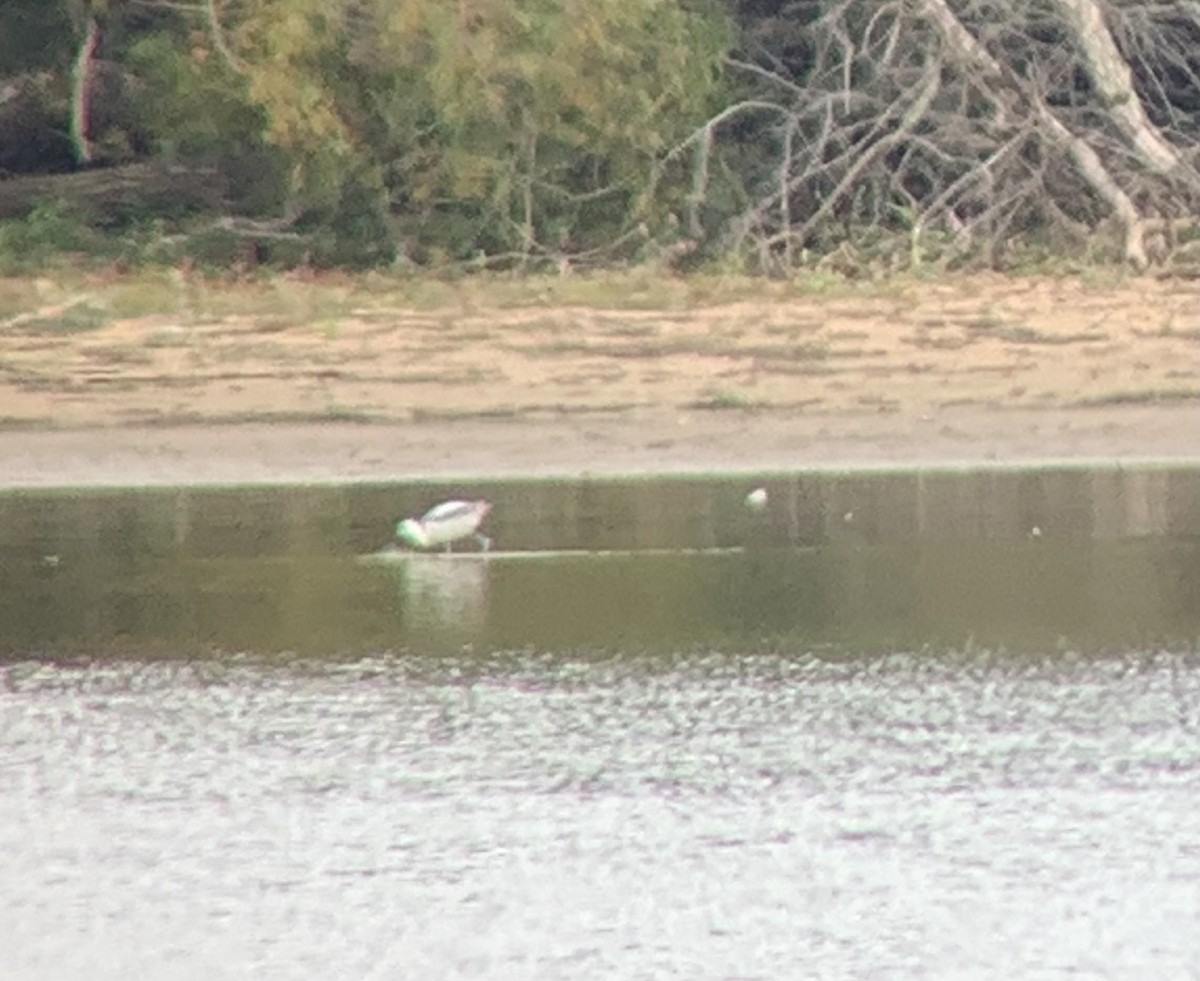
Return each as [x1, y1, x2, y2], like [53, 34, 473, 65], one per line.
[1053, 0, 1191, 179]
[0, 163, 224, 224]
[920, 0, 1155, 268]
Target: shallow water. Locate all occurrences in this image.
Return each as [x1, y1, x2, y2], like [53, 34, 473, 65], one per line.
[1, 464, 1197, 657]
[3, 649, 1200, 979]
[1, 466, 1199, 978]
[1, 536, 1197, 657]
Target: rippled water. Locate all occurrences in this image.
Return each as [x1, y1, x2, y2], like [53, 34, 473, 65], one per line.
[2, 467, 1198, 978]
[3, 649, 1199, 979]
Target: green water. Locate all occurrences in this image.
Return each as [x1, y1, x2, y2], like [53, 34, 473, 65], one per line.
[1, 465, 1196, 657]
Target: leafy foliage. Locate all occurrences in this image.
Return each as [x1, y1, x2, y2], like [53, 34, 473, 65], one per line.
[1, 0, 1196, 273]
[0, 202, 89, 272]
[230, 0, 731, 261]
[0, 0, 74, 74]
[123, 33, 287, 215]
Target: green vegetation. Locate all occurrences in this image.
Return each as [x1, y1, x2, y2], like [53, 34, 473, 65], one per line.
[1, 0, 1197, 276]
[0, 266, 887, 327]
[690, 387, 759, 411]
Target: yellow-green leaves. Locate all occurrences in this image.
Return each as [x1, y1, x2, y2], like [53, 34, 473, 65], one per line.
[230, 0, 731, 257]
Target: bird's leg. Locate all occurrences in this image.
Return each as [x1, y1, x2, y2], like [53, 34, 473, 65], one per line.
[476, 533, 491, 553]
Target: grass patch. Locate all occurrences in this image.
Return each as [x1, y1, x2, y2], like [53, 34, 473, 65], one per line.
[1075, 387, 1200, 407]
[511, 333, 730, 360]
[753, 360, 838, 377]
[0, 415, 51, 429]
[409, 405, 525, 422]
[507, 270, 701, 310]
[688, 387, 760, 410]
[17, 303, 111, 334]
[127, 407, 389, 426]
[965, 319, 1107, 344]
[143, 326, 193, 348]
[104, 275, 188, 318]
[1132, 322, 1200, 342]
[905, 333, 971, 350]
[0, 278, 46, 319]
[82, 345, 156, 365]
[739, 341, 831, 360]
[1076, 265, 1133, 290]
[602, 321, 661, 339]
[0, 265, 1060, 328]
[187, 277, 360, 323]
[356, 267, 916, 312]
[763, 319, 825, 337]
[0, 264, 1182, 350]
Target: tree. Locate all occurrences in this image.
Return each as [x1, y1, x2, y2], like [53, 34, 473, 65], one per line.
[697, 0, 1200, 271]
[7, 0, 1196, 272]
[220, 0, 732, 262]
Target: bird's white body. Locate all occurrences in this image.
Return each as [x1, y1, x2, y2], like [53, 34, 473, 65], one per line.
[396, 499, 493, 552]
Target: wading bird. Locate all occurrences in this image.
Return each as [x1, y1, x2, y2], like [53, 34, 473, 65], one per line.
[395, 500, 493, 552]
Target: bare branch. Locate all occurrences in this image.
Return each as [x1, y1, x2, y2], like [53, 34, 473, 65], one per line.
[792, 63, 943, 246]
[202, 0, 247, 74]
[920, 0, 1153, 265]
[1053, 0, 1190, 177]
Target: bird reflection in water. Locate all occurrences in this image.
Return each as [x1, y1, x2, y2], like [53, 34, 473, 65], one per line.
[393, 554, 490, 649]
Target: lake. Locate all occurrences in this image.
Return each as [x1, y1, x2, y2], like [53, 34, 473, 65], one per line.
[2, 464, 1198, 978]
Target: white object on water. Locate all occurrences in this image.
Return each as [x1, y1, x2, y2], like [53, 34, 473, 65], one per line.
[395, 499, 492, 552]
[745, 487, 768, 511]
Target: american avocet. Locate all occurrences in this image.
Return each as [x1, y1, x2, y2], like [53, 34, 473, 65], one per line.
[395, 499, 493, 552]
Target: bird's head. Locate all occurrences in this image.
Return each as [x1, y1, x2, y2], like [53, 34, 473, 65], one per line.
[394, 518, 427, 548]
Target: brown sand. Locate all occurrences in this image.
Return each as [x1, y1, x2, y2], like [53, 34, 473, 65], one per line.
[1, 273, 1196, 486]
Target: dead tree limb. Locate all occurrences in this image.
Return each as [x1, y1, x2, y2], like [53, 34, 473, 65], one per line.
[919, 0, 1152, 267]
[788, 62, 942, 250]
[1053, 0, 1191, 179]
[707, 0, 1200, 271]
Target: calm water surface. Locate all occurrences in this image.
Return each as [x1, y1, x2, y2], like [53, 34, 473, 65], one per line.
[2, 466, 1199, 978]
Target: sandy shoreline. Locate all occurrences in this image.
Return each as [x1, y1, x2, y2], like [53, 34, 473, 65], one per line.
[1, 272, 1196, 487]
[2, 403, 1196, 489]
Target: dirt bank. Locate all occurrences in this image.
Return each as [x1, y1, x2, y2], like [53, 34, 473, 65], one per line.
[1, 272, 1196, 486]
